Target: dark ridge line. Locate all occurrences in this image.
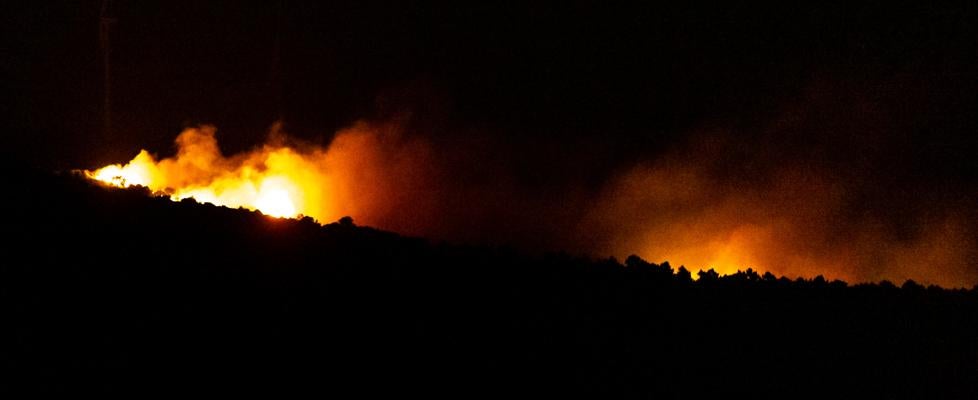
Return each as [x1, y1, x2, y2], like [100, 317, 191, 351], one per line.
[63, 169, 978, 293]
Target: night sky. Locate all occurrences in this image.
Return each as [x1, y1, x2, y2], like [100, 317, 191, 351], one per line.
[4, 2, 977, 285]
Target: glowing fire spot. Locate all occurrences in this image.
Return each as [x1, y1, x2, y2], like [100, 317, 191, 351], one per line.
[88, 150, 157, 187]
[83, 127, 318, 222]
[254, 178, 297, 218]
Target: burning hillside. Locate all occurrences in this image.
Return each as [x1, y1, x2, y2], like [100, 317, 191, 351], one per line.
[82, 119, 978, 288]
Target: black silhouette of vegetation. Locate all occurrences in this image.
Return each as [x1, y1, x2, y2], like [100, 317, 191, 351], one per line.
[3, 168, 977, 397]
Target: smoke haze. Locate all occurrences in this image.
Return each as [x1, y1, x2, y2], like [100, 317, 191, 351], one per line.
[92, 74, 977, 288]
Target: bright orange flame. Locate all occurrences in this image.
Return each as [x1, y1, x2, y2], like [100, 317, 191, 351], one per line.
[84, 121, 439, 232]
[647, 224, 771, 278]
[85, 126, 327, 221]
[89, 150, 159, 188]
[253, 177, 298, 218]
[81, 124, 977, 287]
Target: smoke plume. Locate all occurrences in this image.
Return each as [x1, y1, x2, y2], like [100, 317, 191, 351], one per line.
[88, 78, 977, 287]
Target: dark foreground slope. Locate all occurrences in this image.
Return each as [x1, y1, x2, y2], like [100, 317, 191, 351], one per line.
[4, 169, 977, 397]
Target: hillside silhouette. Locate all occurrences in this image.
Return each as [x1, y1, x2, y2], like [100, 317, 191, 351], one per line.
[4, 168, 977, 397]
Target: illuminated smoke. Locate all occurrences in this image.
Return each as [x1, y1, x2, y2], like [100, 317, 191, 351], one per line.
[86, 121, 437, 228]
[574, 78, 978, 287]
[578, 132, 977, 287]
[85, 79, 978, 287]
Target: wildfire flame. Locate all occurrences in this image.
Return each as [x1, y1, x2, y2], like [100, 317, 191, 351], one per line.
[81, 123, 977, 287]
[85, 125, 333, 220]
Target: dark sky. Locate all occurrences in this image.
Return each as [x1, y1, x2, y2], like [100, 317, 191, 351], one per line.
[6, 2, 974, 170]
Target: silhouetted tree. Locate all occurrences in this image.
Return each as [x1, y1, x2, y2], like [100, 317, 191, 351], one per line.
[828, 279, 848, 289]
[625, 254, 648, 269]
[697, 268, 719, 283]
[676, 266, 693, 285]
[902, 279, 923, 292]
